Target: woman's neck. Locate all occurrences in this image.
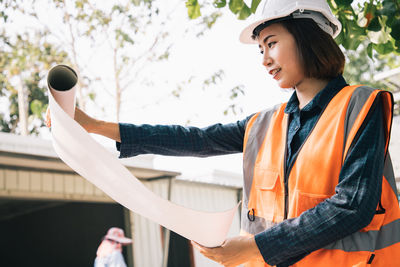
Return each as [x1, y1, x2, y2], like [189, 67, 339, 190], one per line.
[294, 78, 329, 109]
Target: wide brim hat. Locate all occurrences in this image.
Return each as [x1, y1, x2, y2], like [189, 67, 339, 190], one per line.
[104, 227, 132, 245]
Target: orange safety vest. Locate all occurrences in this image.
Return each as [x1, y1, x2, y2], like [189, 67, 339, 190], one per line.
[241, 85, 400, 266]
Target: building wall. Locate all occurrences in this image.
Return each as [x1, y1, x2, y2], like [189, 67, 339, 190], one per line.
[0, 168, 111, 202]
[0, 164, 242, 267]
[389, 116, 400, 194]
[131, 178, 241, 267]
[171, 179, 241, 267]
[131, 178, 169, 267]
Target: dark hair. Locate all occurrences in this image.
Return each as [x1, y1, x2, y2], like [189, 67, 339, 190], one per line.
[255, 18, 345, 80]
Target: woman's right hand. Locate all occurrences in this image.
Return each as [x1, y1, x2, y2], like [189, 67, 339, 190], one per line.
[45, 106, 97, 133]
[73, 107, 97, 133]
[45, 107, 52, 128]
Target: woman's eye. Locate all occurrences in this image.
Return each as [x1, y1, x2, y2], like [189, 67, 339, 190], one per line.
[268, 41, 276, 48]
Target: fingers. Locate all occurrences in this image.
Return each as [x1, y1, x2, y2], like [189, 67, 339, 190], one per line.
[191, 241, 209, 254]
[45, 107, 51, 128]
[191, 241, 222, 263]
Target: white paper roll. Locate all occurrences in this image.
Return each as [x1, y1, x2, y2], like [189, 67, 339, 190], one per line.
[47, 65, 238, 247]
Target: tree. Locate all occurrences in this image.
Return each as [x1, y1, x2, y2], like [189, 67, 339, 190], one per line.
[185, 0, 400, 115]
[0, 31, 69, 135]
[185, 0, 400, 55]
[36, 0, 220, 122]
[1, 0, 231, 135]
[343, 40, 400, 87]
[70, 0, 173, 121]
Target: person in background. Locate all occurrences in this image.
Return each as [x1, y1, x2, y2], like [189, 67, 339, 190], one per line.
[94, 227, 132, 267]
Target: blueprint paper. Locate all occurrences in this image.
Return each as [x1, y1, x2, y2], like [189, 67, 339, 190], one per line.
[47, 66, 237, 247]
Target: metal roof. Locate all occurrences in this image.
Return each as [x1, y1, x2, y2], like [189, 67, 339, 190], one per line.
[0, 132, 180, 179]
[374, 67, 400, 103]
[390, 116, 400, 179]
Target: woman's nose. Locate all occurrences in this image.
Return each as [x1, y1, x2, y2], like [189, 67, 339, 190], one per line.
[262, 54, 272, 67]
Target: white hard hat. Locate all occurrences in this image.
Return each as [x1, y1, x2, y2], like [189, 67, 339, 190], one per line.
[239, 0, 342, 44]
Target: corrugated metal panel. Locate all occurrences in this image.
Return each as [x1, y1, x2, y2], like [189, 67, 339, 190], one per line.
[390, 116, 400, 178]
[0, 168, 4, 190]
[0, 168, 112, 202]
[131, 178, 240, 267]
[132, 179, 169, 267]
[171, 179, 241, 267]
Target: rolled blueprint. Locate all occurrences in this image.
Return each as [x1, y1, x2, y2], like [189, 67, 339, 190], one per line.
[47, 65, 237, 247]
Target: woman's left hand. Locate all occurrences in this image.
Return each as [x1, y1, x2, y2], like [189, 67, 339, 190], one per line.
[191, 235, 263, 267]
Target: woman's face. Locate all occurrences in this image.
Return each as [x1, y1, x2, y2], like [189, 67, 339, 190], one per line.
[257, 23, 304, 89]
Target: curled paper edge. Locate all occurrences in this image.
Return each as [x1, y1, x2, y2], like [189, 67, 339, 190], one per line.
[47, 65, 238, 247]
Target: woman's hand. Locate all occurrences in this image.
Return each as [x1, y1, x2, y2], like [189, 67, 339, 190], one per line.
[73, 107, 97, 133]
[191, 235, 263, 267]
[45, 106, 97, 133]
[45, 107, 52, 128]
[45, 106, 121, 142]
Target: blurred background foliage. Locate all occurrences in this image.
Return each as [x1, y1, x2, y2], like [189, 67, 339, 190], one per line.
[0, 0, 228, 135]
[184, 0, 400, 113]
[0, 0, 399, 135]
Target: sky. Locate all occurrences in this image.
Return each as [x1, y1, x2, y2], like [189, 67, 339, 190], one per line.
[4, 1, 293, 176]
[109, 3, 292, 176]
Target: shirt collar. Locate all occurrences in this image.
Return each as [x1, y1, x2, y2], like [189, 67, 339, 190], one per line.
[284, 75, 348, 114]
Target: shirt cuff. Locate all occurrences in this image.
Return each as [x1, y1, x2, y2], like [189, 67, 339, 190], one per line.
[115, 123, 137, 158]
[254, 231, 276, 265]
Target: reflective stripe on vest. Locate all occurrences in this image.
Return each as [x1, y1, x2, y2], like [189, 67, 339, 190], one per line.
[241, 86, 400, 266]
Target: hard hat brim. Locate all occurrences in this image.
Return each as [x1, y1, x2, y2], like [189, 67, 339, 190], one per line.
[239, 8, 341, 44]
[239, 18, 278, 44]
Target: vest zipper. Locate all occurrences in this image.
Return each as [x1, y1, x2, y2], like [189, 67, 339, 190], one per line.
[283, 119, 289, 220]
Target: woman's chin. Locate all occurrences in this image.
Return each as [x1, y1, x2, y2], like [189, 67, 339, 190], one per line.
[277, 81, 292, 89]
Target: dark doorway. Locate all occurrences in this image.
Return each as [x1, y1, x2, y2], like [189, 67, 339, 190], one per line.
[0, 199, 129, 267]
[167, 231, 194, 267]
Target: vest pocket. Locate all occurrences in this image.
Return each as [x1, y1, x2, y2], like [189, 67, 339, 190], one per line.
[295, 190, 330, 217]
[249, 168, 280, 221]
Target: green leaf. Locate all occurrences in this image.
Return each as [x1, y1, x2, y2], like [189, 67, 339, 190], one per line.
[335, 0, 353, 7]
[75, 1, 84, 9]
[341, 19, 365, 50]
[367, 42, 373, 59]
[335, 28, 344, 45]
[229, 0, 244, 15]
[390, 19, 400, 41]
[30, 99, 43, 117]
[88, 92, 96, 101]
[213, 0, 226, 8]
[395, 40, 400, 50]
[132, 0, 141, 6]
[238, 4, 251, 20]
[250, 0, 261, 14]
[367, 17, 381, 32]
[373, 42, 394, 55]
[186, 0, 201, 19]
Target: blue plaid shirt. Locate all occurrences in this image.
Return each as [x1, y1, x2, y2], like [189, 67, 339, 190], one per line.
[117, 75, 385, 266]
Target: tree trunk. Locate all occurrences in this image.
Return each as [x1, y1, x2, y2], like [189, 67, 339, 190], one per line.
[114, 47, 121, 122]
[17, 79, 29, 136]
[63, 0, 86, 111]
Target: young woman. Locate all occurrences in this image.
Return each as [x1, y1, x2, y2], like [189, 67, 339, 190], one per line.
[47, 0, 400, 266]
